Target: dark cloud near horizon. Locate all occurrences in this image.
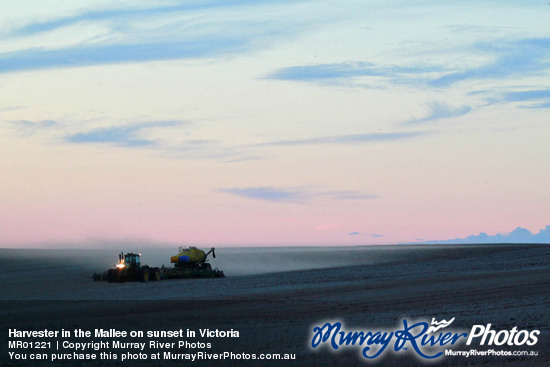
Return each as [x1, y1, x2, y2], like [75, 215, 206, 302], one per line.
[416, 226, 550, 244]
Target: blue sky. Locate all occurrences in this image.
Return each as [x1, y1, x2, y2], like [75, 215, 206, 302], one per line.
[1, 1, 549, 246]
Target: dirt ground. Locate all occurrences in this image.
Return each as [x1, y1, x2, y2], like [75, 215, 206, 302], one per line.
[1, 244, 548, 366]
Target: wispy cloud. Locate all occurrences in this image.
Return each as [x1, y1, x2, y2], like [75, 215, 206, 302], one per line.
[10, 119, 57, 128]
[405, 102, 472, 124]
[520, 102, 550, 109]
[496, 88, 550, 109]
[0, 39, 251, 74]
[475, 87, 550, 109]
[218, 187, 306, 203]
[430, 38, 550, 87]
[7, 1, 297, 37]
[258, 131, 429, 146]
[64, 121, 183, 147]
[0, 1, 310, 74]
[0, 106, 26, 112]
[10, 4, 217, 37]
[266, 61, 445, 84]
[168, 141, 259, 162]
[499, 89, 550, 102]
[5, 117, 258, 161]
[7, 119, 58, 136]
[267, 37, 550, 93]
[218, 187, 380, 203]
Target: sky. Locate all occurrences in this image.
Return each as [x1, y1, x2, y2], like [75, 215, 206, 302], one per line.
[1, 1, 549, 247]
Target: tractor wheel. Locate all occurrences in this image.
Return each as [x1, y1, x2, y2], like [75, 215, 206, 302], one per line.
[141, 268, 150, 282]
[107, 269, 115, 283]
[150, 267, 161, 281]
[204, 263, 212, 271]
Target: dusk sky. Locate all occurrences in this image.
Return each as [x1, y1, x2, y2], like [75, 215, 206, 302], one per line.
[1, 1, 549, 247]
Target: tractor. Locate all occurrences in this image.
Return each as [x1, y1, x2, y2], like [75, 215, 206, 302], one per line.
[93, 252, 161, 282]
[93, 247, 224, 281]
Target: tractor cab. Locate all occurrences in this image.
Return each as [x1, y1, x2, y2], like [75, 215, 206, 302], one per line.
[118, 252, 141, 269]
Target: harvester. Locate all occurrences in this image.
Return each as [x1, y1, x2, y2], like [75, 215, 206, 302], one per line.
[92, 247, 224, 281]
[161, 246, 224, 279]
[93, 252, 161, 282]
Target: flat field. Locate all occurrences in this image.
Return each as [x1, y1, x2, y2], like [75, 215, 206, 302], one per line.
[1, 244, 548, 366]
